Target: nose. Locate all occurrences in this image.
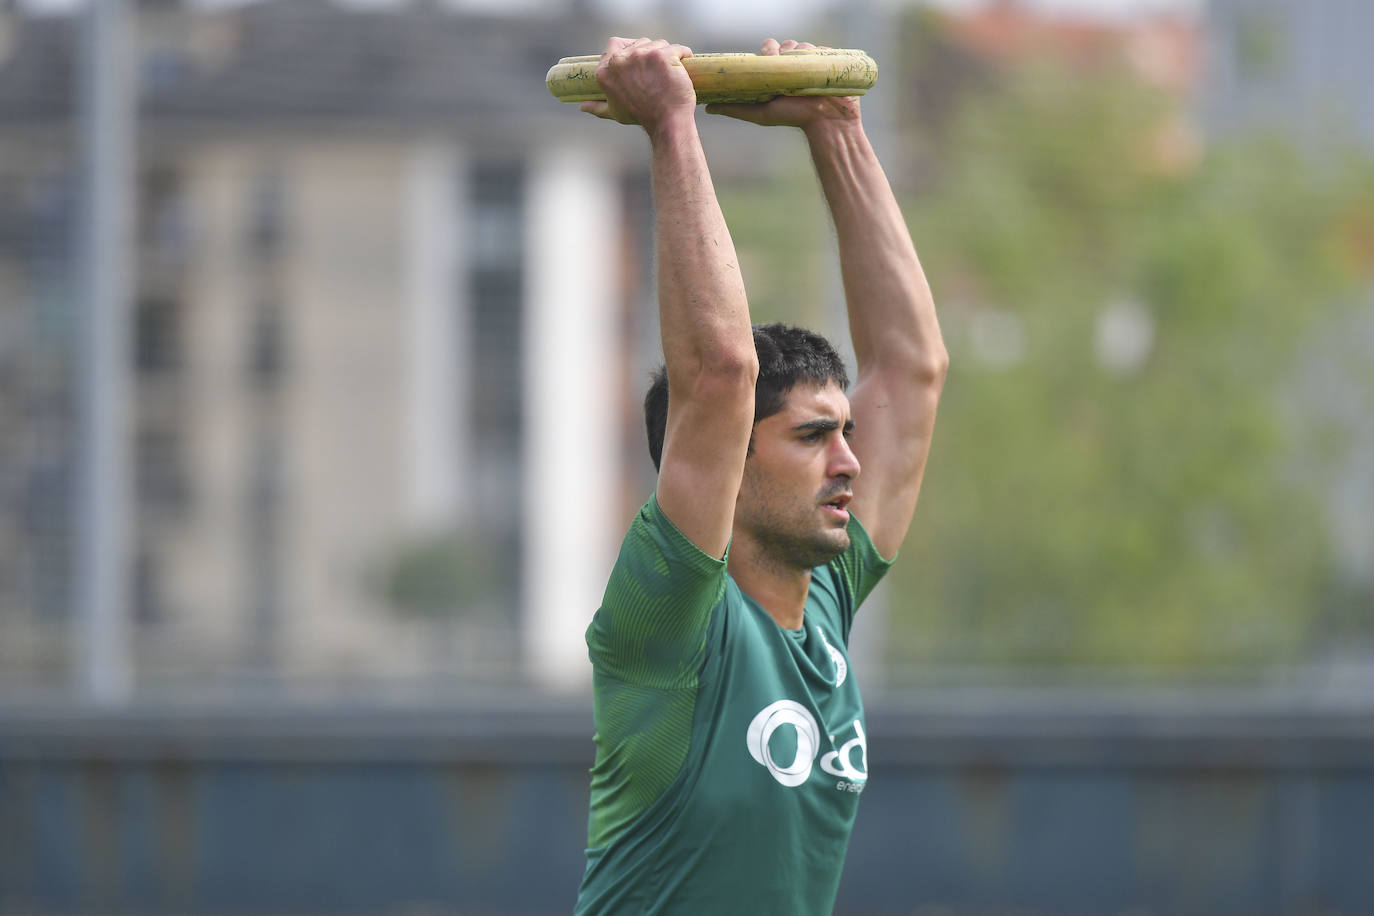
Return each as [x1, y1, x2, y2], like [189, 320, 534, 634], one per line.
[829, 434, 860, 481]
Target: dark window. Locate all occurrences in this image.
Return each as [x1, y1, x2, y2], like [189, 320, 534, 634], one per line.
[248, 168, 287, 258]
[136, 425, 189, 515]
[134, 296, 183, 374]
[132, 548, 164, 624]
[140, 167, 189, 260]
[465, 164, 525, 614]
[247, 300, 286, 388]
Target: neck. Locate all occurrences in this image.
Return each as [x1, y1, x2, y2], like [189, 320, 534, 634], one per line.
[727, 536, 813, 631]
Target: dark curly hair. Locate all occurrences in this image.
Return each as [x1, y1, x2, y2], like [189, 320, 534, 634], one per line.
[644, 322, 850, 472]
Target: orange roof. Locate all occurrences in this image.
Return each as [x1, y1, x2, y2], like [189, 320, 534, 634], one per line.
[942, 2, 1200, 92]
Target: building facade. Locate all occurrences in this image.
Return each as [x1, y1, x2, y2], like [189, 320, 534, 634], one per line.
[0, 1, 656, 694]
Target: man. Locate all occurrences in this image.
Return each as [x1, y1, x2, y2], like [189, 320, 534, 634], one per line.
[574, 36, 947, 914]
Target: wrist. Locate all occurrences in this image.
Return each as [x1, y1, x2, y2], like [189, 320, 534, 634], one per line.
[803, 114, 866, 148]
[646, 107, 700, 146]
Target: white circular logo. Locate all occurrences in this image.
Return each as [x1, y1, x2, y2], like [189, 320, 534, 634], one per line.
[745, 700, 821, 787]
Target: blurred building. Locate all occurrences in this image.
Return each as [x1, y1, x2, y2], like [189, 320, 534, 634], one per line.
[0, 0, 658, 693]
[1206, 0, 1374, 149]
[938, 1, 1202, 170]
[944, 0, 1199, 93]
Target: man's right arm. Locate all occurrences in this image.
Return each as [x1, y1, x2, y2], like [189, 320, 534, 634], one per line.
[583, 38, 757, 559]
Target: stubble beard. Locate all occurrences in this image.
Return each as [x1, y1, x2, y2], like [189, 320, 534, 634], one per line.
[738, 492, 851, 573]
[759, 525, 850, 573]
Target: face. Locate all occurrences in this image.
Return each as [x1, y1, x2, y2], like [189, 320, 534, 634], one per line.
[735, 381, 862, 572]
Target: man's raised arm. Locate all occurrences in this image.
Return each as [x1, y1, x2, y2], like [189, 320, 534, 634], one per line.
[708, 39, 947, 560]
[583, 38, 758, 559]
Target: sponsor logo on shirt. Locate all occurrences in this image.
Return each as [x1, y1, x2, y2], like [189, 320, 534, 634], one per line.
[821, 719, 868, 786]
[815, 625, 847, 687]
[746, 700, 868, 791]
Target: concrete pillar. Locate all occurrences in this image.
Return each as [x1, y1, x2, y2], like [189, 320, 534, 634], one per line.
[76, 0, 135, 704]
[522, 145, 620, 691]
[404, 141, 466, 530]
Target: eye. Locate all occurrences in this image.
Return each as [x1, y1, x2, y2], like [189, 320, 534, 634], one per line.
[800, 431, 823, 443]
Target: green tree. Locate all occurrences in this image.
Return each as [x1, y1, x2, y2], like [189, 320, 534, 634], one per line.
[718, 28, 1374, 677]
[896, 60, 1374, 675]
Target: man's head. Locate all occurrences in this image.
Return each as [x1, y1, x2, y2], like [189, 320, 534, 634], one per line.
[643, 322, 850, 472]
[644, 323, 858, 570]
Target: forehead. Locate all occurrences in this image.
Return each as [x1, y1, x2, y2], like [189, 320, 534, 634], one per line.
[772, 381, 851, 421]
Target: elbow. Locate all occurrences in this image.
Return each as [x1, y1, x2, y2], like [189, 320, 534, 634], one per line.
[864, 331, 949, 390]
[692, 333, 759, 383]
[917, 346, 950, 389]
[673, 344, 759, 403]
[698, 346, 759, 397]
[708, 346, 760, 384]
[889, 340, 947, 391]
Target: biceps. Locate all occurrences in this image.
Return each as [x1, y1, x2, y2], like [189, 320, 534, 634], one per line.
[655, 376, 755, 560]
[847, 381, 942, 555]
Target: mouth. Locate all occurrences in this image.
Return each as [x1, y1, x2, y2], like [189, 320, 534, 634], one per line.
[821, 492, 852, 520]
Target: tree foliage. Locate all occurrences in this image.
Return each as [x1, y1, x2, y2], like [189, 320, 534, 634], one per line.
[719, 22, 1374, 675]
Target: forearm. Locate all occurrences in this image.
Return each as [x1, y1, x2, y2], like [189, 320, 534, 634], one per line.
[806, 120, 945, 382]
[651, 116, 756, 382]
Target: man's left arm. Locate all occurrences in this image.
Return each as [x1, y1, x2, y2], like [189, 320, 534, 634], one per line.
[710, 39, 948, 559]
[806, 112, 946, 560]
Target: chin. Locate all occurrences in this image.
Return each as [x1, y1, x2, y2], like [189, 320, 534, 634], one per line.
[801, 529, 851, 568]
[750, 518, 852, 571]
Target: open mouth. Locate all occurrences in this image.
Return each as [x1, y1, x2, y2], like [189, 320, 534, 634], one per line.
[822, 493, 852, 515]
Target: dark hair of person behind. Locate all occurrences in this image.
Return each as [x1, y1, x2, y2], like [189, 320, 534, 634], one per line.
[643, 322, 849, 472]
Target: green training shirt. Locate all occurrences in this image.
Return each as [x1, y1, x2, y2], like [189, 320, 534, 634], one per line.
[575, 493, 894, 915]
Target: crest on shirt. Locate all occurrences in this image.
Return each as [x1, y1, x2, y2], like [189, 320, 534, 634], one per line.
[815, 625, 847, 687]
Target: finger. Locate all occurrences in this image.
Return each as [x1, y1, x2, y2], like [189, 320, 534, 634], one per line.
[611, 37, 653, 60]
[779, 39, 800, 52]
[600, 37, 632, 72]
[760, 38, 781, 56]
[580, 100, 610, 118]
[704, 102, 768, 123]
[668, 43, 693, 61]
[605, 37, 653, 69]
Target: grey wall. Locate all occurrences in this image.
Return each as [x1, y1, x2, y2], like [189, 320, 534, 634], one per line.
[2, 695, 1373, 915]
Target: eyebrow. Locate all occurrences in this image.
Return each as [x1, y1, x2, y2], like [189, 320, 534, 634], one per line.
[792, 418, 856, 434]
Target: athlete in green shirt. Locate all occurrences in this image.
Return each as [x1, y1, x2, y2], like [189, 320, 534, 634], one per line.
[574, 36, 947, 915]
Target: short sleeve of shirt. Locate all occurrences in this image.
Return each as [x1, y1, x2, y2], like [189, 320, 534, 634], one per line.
[583, 495, 729, 850]
[585, 493, 728, 689]
[821, 512, 896, 644]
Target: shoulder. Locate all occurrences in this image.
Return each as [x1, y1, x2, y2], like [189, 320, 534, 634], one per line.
[589, 495, 732, 687]
[611, 494, 730, 589]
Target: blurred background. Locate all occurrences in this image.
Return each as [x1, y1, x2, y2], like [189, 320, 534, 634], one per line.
[1, 0, 1372, 912]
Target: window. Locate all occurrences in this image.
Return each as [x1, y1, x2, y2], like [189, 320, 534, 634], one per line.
[134, 296, 183, 374]
[247, 300, 286, 388]
[465, 163, 525, 613]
